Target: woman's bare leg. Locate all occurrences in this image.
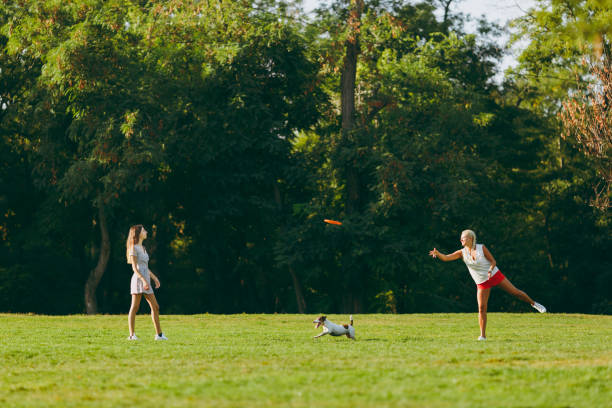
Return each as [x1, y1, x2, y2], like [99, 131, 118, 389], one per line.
[128, 294, 142, 336]
[497, 278, 534, 305]
[477, 287, 491, 338]
[144, 293, 162, 335]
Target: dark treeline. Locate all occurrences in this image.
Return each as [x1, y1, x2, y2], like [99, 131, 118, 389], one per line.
[0, 0, 610, 315]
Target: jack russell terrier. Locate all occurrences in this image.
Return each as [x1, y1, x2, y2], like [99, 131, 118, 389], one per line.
[313, 315, 356, 340]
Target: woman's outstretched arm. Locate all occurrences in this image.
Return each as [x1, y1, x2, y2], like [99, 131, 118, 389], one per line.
[429, 248, 462, 261]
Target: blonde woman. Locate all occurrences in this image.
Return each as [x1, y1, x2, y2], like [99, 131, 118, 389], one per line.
[429, 229, 546, 340]
[126, 224, 167, 341]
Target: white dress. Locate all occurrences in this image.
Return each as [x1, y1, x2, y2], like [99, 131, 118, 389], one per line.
[129, 244, 153, 295]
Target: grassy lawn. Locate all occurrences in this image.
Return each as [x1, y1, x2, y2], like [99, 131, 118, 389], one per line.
[0, 313, 610, 407]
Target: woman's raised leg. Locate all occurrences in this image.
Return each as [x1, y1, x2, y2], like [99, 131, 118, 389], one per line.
[497, 278, 534, 305]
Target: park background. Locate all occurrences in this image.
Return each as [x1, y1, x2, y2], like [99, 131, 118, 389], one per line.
[0, 0, 610, 316]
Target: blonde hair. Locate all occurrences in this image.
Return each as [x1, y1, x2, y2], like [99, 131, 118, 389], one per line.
[461, 229, 477, 249]
[126, 225, 143, 264]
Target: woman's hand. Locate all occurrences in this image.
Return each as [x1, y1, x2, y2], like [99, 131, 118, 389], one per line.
[153, 276, 161, 289]
[428, 249, 462, 262]
[141, 278, 150, 291]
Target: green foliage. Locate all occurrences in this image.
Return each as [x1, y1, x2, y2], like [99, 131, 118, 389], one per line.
[504, 0, 612, 311]
[507, 0, 612, 114]
[0, 0, 609, 314]
[277, 2, 533, 313]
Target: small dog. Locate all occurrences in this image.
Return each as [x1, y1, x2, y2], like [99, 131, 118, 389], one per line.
[313, 315, 356, 340]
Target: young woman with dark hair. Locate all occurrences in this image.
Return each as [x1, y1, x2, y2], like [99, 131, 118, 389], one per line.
[126, 225, 167, 341]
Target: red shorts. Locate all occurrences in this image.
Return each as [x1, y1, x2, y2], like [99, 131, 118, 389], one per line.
[477, 271, 506, 289]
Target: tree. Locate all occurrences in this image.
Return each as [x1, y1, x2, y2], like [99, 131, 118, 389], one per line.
[506, 0, 612, 312]
[1, 0, 326, 314]
[510, 0, 612, 209]
[277, 0, 511, 313]
[2, 0, 609, 314]
[559, 61, 611, 210]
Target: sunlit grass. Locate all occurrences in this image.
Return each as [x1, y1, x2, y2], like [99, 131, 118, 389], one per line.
[1, 313, 610, 407]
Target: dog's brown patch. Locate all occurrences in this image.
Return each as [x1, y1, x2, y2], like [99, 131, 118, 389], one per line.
[314, 315, 327, 328]
[343, 324, 349, 329]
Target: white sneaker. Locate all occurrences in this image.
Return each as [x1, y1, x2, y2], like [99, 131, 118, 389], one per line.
[478, 336, 486, 341]
[532, 302, 547, 313]
[154, 333, 168, 341]
[127, 334, 138, 341]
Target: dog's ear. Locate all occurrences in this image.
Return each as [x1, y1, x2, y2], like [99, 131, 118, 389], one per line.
[321, 316, 326, 321]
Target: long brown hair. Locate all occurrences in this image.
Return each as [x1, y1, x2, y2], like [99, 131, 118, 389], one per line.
[126, 224, 144, 264]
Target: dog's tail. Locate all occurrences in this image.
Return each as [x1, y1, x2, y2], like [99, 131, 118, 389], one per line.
[350, 315, 353, 326]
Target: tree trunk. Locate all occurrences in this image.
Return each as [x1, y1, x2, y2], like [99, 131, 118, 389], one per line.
[342, 293, 363, 314]
[84, 204, 110, 314]
[274, 182, 307, 313]
[339, 0, 364, 315]
[341, 0, 363, 215]
[440, 0, 455, 28]
[341, 10, 359, 132]
[289, 267, 307, 314]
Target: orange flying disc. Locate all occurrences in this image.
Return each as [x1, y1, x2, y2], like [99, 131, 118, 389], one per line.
[323, 219, 342, 225]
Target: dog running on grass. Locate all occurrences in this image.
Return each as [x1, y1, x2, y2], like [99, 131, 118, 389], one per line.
[313, 315, 356, 340]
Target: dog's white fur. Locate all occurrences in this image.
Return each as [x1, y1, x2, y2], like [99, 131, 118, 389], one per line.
[313, 315, 356, 340]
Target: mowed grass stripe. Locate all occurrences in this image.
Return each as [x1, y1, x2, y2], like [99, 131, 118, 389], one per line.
[0, 313, 610, 408]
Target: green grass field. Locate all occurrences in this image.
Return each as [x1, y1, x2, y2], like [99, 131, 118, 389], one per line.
[1, 313, 610, 407]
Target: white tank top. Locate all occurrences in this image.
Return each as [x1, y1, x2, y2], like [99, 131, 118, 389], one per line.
[462, 244, 499, 284]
